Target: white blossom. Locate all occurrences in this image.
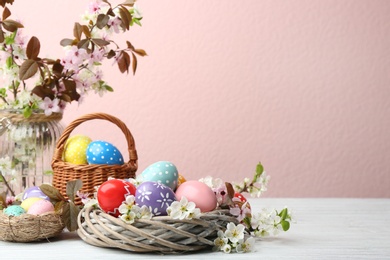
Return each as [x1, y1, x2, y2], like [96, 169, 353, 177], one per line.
[167, 196, 200, 220]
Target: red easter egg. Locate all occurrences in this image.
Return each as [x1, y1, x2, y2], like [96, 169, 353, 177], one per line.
[97, 179, 136, 217]
[233, 192, 251, 209]
[234, 192, 247, 202]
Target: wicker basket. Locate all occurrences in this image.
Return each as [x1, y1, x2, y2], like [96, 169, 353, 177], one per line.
[0, 211, 65, 242]
[52, 113, 138, 204]
[77, 206, 238, 254]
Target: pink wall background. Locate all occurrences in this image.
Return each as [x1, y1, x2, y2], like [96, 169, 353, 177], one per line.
[9, 0, 390, 197]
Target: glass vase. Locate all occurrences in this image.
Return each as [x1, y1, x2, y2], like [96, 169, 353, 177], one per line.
[0, 110, 64, 198]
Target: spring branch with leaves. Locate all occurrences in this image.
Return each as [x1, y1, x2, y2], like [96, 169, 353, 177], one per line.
[0, 0, 146, 117]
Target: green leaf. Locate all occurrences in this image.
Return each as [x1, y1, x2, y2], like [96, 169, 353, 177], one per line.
[253, 162, 264, 182]
[280, 220, 290, 231]
[256, 162, 264, 176]
[23, 106, 32, 118]
[40, 184, 66, 203]
[5, 56, 13, 68]
[279, 208, 288, 220]
[0, 88, 6, 97]
[132, 18, 142, 26]
[66, 179, 83, 202]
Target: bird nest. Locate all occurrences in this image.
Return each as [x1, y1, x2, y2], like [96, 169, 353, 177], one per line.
[0, 211, 65, 242]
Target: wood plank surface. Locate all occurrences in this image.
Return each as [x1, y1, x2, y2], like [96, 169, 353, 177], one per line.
[1, 198, 389, 259]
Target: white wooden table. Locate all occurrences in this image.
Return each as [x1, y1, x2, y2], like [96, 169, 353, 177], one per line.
[1, 198, 389, 259]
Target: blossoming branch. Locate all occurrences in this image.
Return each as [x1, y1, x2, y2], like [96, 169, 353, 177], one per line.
[0, 0, 146, 117]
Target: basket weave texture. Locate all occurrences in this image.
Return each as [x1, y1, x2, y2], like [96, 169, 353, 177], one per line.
[77, 206, 238, 254]
[51, 113, 138, 204]
[0, 211, 64, 242]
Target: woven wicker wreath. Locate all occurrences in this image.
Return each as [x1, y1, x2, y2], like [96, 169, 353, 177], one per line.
[77, 206, 238, 254]
[0, 211, 64, 242]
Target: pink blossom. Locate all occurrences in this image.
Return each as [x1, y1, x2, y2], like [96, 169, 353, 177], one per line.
[107, 17, 122, 33]
[230, 202, 252, 222]
[14, 30, 28, 47]
[88, 1, 102, 14]
[59, 100, 67, 110]
[61, 46, 88, 71]
[6, 196, 15, 205]
[77, 191, 90, 204]
[88, 49, 105, 66]
[213, 185, 228, 206]
[39, 97, 61, 116]
[93, 68, 103, 81]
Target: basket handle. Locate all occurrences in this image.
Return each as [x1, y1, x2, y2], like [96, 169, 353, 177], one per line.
[53, 113, 137, 163]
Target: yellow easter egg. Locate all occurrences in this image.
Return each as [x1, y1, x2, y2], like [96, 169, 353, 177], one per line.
[177, 174, 186, 187]
[21, 197, 43, 211]
[64, 134, 92, 165]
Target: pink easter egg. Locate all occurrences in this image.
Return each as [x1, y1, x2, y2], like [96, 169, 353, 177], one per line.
[27, 200, 55, 215]
[175, 180, 217, 212]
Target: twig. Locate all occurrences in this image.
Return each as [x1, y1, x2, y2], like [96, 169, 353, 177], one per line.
[0, 171, 15, 197]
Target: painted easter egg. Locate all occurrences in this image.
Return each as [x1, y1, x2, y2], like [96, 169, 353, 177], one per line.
[175, 180, 217, 212]
[22, 186, 50, 201]
[177, 174, 186, 187]
[233, 192, 251, 209]
[234, 192, 247, 202]
[135, 181, 176, 216]
[141, 161, 179, 190]
[86, 140, 124, 165]
[27, 200, 55, 215]
[64, 134, 92, 165]
[4, 205, 26, 216]
[97, 179, 136, 217]
[20, 197, 43, 211]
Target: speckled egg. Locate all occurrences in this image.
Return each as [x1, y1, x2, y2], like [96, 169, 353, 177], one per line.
[4, 205, 26, 216]
[175, 180, 217, 212]
[86, 140, 124, 165]
[135, 181, 176, 216]
[97, 179, 136, 217]
[64, 134, 92, 165]
[141, 161, 179, 190]
[22, 186, 50, 201]
[27, 200, 55, 215]
[21, 197, 43, 211]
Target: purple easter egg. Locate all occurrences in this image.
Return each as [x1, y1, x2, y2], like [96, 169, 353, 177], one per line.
[135, 181, 176, 216]
[22, 186, 50, 201]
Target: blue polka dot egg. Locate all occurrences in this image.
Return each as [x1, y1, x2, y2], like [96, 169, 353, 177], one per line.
[86, 140, 124, 165]
[140, 161, 179, 190]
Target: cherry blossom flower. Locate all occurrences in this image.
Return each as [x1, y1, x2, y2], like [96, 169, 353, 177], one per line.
[230, 201, 251, 222]
[118, 195, 152, 224]
[214, 223, 254, 254]
[235, 237, 255, 253]
[167, 196, 201, 220]
[120, 211, 136, 224]
[39, 97, 61, 116]
[225, 223, 245, 244]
